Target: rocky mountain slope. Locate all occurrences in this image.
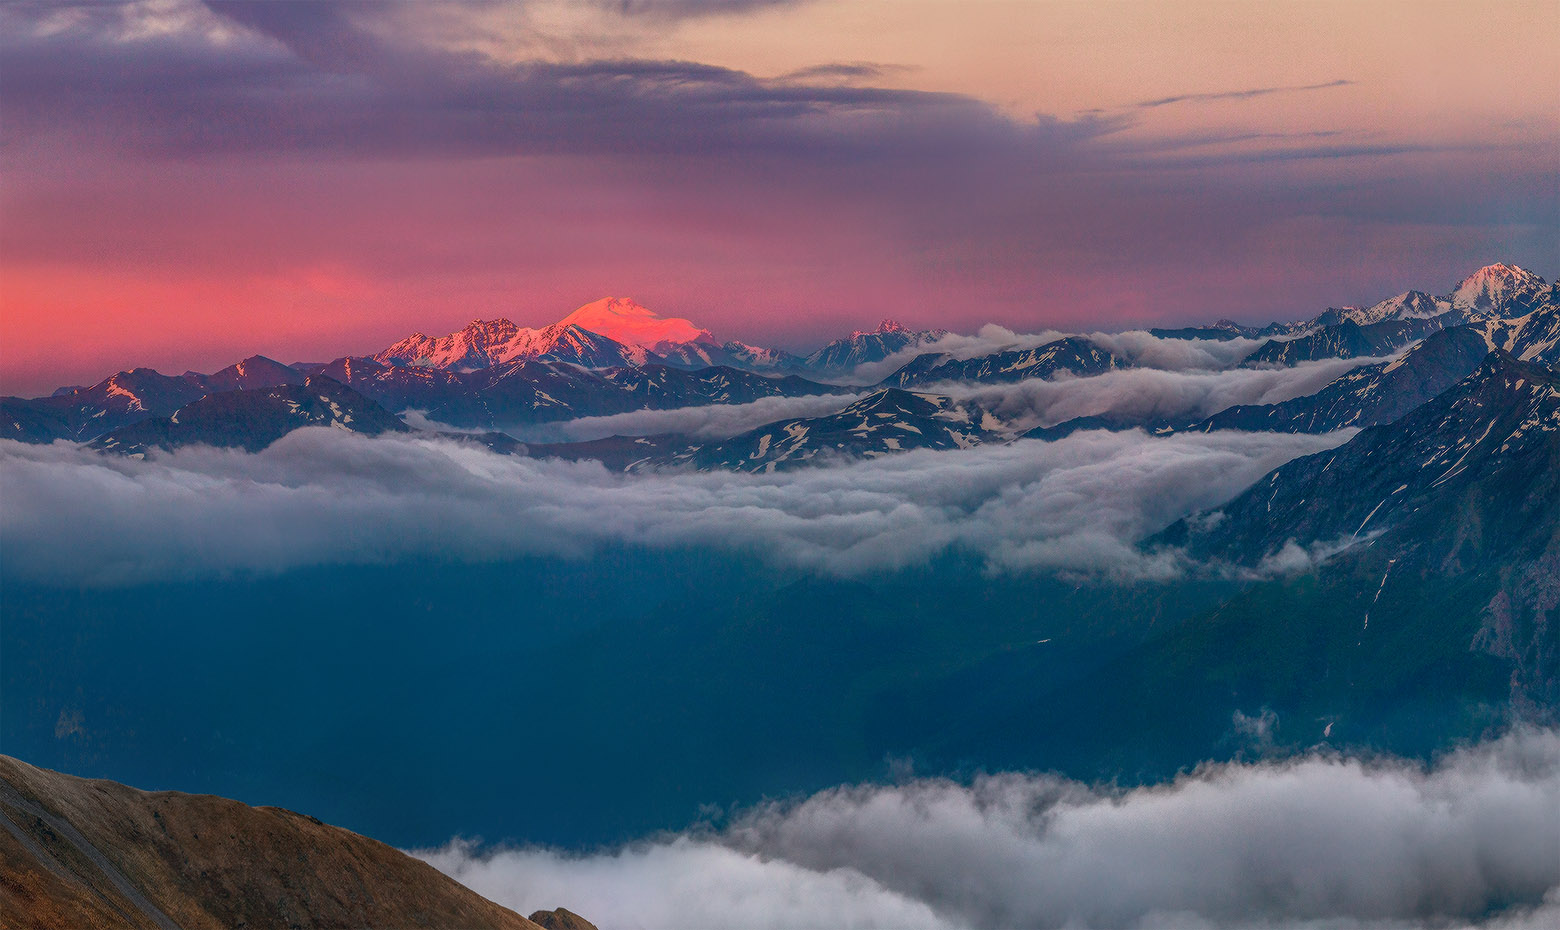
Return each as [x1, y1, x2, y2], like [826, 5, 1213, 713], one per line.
[1162, 351, 1559, 565]
[527, 909, 600, 930]
[1242, 317, 1444, 366]
[0, 755, 562, 930]
[1239, 264, 1555, 366]
[881, 336, 1121, 388]
[803, 319, 946, 371]
[90, 377, 409, 454]
[655, 340, 805, 372]
[1192, 326, 1491, 433]
[1, 356, 305, 443]
[1480, 300, 1560, 365]
[308, 356, 843, 429]
[643, 388, 1003, 472]
[376, 318, 649, 371]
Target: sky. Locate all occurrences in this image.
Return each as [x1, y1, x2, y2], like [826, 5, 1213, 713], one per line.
[1, 0, 1557, 394]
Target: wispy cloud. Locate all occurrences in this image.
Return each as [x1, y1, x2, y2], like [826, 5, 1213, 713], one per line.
[596, 0, 810, 20]
[522, 391, 871, 442]
[1133, 78, 1355, 110]
[776, 61, 915, 83]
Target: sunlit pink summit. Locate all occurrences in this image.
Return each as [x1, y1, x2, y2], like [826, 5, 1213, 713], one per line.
[558, 297, 715, 352]
[373, 297, 715, 371]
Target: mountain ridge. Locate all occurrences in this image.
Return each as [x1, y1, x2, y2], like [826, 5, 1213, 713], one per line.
[0, 754, 561, 930]
[90, 377, 410, 455]
[1157, 350, 1560, 566]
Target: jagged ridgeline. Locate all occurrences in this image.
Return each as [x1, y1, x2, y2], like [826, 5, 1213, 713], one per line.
[3, 264, 1553, 460]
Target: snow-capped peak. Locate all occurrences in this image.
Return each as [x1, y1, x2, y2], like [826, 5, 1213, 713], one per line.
[372, 298, 721, 370]
[1342, 290, 1450, 326]
[851, 319, 909, 338]
[1314, 264, 1551, 328]
[1450, 263, 1548, 316]
[374, 319, 525, 370]
[557, 297, 715, 352]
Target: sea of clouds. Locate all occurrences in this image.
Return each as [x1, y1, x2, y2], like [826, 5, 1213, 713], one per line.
[840, 325, 1305, 386]
[946, 353, 1384, 430]
[418, 727, 1560, 930]
[501, 339, 1386, 444]
[0, 329, 1400, 585]
[515, 392, 874, 443]
[0, 424, 1349, 585]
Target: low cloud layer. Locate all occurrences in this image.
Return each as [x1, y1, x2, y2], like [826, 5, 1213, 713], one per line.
[516, 338, 1384, 445]
[514, 392, 871, 443]
[0, 426, 1345, 584]
[951, 353, 1389, 430]
[419, 727, 1560, 930]
[842, 326, 1289, 386]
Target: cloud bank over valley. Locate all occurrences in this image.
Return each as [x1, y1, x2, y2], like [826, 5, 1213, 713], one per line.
[0, 425, 1348, 584]
[420, 727, 1560, 930]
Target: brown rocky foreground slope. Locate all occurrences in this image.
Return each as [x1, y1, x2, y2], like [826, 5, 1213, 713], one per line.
[0, 755, 588, 930]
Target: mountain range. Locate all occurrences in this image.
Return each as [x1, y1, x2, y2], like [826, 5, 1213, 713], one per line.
[373, 298, 942, 375]
[879, 336, 1120, 388]
[1242, 263, 1556, 366]
[2, 264, 1555, 471]
[643, 388, 1006, 472]
[375, 298, 687, 370]
[1161, 351, 1559, 570]
[90, 377, 410, 456]
[1319, 262, 1553, 327]
[1190, 325, 1494, 434]
[1, 356, 307, 443]
[306, 355, 844, 430]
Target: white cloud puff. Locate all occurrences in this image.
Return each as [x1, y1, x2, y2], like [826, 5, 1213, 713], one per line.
[418, 728, 1560, 930]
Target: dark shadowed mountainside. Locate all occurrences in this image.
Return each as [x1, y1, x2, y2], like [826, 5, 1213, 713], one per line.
[642, 388, 1001, 471]
[310, 356, 842, 430]
[0, 357, 305, 444]
[1242, 317, 1445, 366]
[881, 336, 1121, 388]
[803, 319, 945, 371]
[1163, 351, 1558, 565]
[90, 377, 409, 454]
[1193, 325, 1491, 433]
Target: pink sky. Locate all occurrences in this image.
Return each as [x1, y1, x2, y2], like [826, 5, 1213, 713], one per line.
[1, 0, 1555, 395]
